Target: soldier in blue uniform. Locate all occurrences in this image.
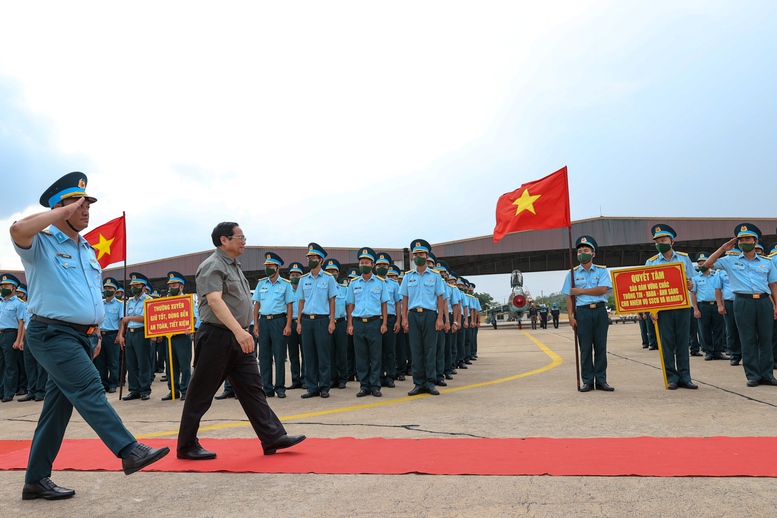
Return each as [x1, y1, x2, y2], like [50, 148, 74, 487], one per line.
[345, 267, 360, 382]
[445, 272, 462, 378]
[538, 304, 549, 330]
[468, 282, 481, 358]
[399, 239, 445, 396]
[435, 261, 460, 381]
[118, 272, 154, 400]
[455, 277, 470, 369]
[286, 262, 304, 390]
[551, 303, 560, 329]
[162, 271, 194, 400]
[703, 223, 777, 387]
[325, 258, 349, 390]
[297, 242, 338, 398]
[252, 254, 294, 398]
[645, 224, 697, 390]
[95, 277, 123, 393]
[691, 253, 727, 361]
[388, 265, 407, 381]
[561, 236, 614, 392]
[376, 253, 401, 388]
[10, 172, 168, 500]
[17, 284, 47, 402]
[0, 274, 26, 402]
[713, 267, 740, 365]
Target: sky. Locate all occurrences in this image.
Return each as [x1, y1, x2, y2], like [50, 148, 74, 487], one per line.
[1, 1, 775, 300]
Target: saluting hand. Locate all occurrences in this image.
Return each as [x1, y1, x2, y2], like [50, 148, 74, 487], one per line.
[721, 237, 738, 251]
[58, 196, 86, 220]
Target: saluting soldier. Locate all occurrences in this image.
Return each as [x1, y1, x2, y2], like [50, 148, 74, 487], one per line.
[691, 253, 727, 362]
[325, 259, 349, 390]
[0, 274, 26, 402]
[561, 235, 613, 392]
[645, 224, 697, 390]
[399, 239, 445, 396]
[702, 223, 777, 387]
[95, 277, 123, 393]
[119, 272, 154, 400]
[297, 243, 338, 399]
[162, 271, 194, 400]
[376, 253, 401, 388]
[286, 261, 305, 390]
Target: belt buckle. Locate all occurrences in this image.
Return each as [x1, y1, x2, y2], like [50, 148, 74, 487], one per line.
[753, 294, 761, 299]
[589, 303, 597, 309]
[361, 318, 368, 323]
[87, 326, 96, 335]
[310, 315, 315, 319]
[416, 308, 423, 312]
[266, 315, 273, 320]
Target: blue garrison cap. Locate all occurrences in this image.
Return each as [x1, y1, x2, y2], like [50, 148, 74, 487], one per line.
[128, 272, 149, 287]
[103, 276, 119, 288]
[411, 239, 431, 254]
[576, 235, 598, 253]
[375, 252, 392, 265]
[324, 258, 341, 271]
[735, 223, 761, 239]
[358, 247, 376, 262]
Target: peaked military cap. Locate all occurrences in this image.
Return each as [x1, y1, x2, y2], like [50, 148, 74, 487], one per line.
[288, 262, 304, 274]
[387, 264, 400, 276]
[735, 223, 761, 239]
[469, 283, 476, 289]
[324, 258, 341, 271]
[695, 252, 710, 262]
[411, 239, 431, 254]
[755, 241, 765, 251]
[17, 283, 28, 296]
[426, 252, 436, 263]
[0, 273, 21, 287]
[166, 271, 186, 285]
[435, 260, 449, 272]
[128, 272, 150, 286]
[307, 242, 326, 258]
[151, 289, 161, 298]
[103, 276, 119, 288]
[116, 284, 125, 292]
[263, 252, 284, 266]
[375, 252, 392, 265]
[358, 247, 376, 261]
[651, 224, 676, 240]
[347, 267, 359, 279]
[39, 171, 97, 208]
[769, 243, 777, 255]
[576, 235, 598, 252]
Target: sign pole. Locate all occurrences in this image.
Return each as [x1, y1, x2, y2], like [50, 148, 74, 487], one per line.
[651, 312, 669, 389]
[165, 334, 176, 400]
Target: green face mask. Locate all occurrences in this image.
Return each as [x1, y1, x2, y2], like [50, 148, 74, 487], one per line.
[103, 290, 115, 298]
[360, 265, 373, 275]
[413, 256, 426, 266]
[169, 288, 180, 296]
[265, 267, 277, 277]
[131, 287, 142, 296]
[290, 277, 300, 285]
[577, 253, 593, 264]
[116, 293, 123, 300]
[698, 266, 708, 273]
[739, 243, 756, 252]
[376, 267, 388, 276]
[0, 288, 12, 297]
[655, 243, 672, 254]
[308, 259, 320, 269]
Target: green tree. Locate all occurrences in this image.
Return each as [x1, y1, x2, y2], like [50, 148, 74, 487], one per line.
[533, 292, 567, 312]
[474, 292, 496, 312]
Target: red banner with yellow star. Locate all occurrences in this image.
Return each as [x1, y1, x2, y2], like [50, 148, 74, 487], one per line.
[493, 166, 570, 243]
[84, 214, 126, 268]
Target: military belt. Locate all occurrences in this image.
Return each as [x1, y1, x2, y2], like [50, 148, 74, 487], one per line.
[260, 313, 286, 320]
[355, 315, 381, 323]
[577, 302, 606, 309]
[303, 314, 329, 319]
[31, 315, 98, 335]
[0, 328, 17, 334]
[735, 293, 769, 299]
[128, 327, 144, 333]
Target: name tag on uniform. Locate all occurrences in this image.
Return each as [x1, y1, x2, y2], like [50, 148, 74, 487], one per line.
[56, 253, 72, 259]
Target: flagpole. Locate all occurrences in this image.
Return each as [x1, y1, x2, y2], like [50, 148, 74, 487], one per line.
[119, 211, 127, 401]
[568, 225, 582, 392]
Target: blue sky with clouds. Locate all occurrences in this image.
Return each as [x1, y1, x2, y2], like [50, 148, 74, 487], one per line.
[1, 1, 775, 298]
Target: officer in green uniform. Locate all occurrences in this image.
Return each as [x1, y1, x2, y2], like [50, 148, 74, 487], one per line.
[10, 172, 168, 500]
[162, 271, 193, 400]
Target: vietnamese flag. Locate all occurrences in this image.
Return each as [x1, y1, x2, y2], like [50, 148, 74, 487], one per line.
[493, 166, 570, 243]
[84, 214, 126, 268]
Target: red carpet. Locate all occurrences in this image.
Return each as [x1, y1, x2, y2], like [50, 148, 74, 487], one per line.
[1, 437, 776, 477]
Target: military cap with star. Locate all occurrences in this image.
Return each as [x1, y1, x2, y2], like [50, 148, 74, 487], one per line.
[358, 247, 376, 261]
[0, 273, 21, 287]
[166, 271, 186, 285]
[375, 252, 392, 265]
[324, 258, 341, 271]
[306, 242, 327, 258]
[769, 243, 777, 256]
[288, 262, 304, 274]
[755, 241, 765, 252]
[116, 284, 125, 293]
[17, 283, 28, 296]
[410, 239, 432, 254]
[575, 235, 598, 253]
[735, 223, 761, 239]
[103, 276, 120, 289]
[347, 267, 359, 279]
[128, 272, 150, 286]
[387, 264, 400, 276]
[39, 171, 97, 208]
[456, 277, 466, 286]
[696, 252, 710, 262]
[651, 224, 676, 240]
[435, 260, 449, 272]
[263, 252, 284, 266]
[426, 252, 436, 264]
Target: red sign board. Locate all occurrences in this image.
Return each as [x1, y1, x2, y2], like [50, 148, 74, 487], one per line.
[143, 294, 195, 337]
[610, 263, 690, 314]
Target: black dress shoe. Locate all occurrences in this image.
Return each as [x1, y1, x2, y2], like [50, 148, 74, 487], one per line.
[263, 434, 306, 455]
[16, 389, 28, 396]
[22, 477, 75, 500]
[730, 358, 741, 366]
[122, 442, 170, 475]
[35, 396, 44, 402]
[177, 444, 217, 460]
[337, 382, 347, 389]
[397, 374, 406, 381]
[214, 390, 235, 400]
[161, 393, 179, 401]
[320, 390, 330, 398]
[595, 382, 615, 392]
[160, 376, 168, 382]
[444, 373, 453, 380]
[17, 393, 35, 402]
[371, 389, 382, 397]
[288, 381, 303, 390]
[301, 391, 319, 399]
[408, 386, 423, 396]
[677, 381, 698, 389]
[667, 382, 678, 390]
[385, 380, 395, 388]
[1, 396, 13, 403]
[747, 379, 759, 387]
[265, 392, 275, 398]
[704, 354, 714, 361]
[427, 387, 440, 396]
[356, 389, 370, 397]
[713, 353, 730, 360]
[277, 392, 286, 399]
[107, 387, 117, 393]
[122, 393, 140, 401]
[579, 383, 593, 392]
[690, 351, 702, 357]
[648, 346, 658, 350]
[450, 369, 457, 375]
[464, 360, 472, 365]
[140, 394, 150, 400]
[760, 378, 777, 386]
[180, 394, 186, 401]
[458, 363, 468, 369]
[434, 380, 447, 387]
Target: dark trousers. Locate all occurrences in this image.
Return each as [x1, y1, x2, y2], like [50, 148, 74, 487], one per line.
[94, 330, 120, 390]
[259, 317, 288, 395]
[456, 318, 466, 366]
[435, 328, 445, 381]
[347, 332, 356, 380]
[638, 314, 657, 348]
[689, 316, 701, 354]
[353, 319, 382, 391]
[287, 320, 302, 385]
[657, 308, 692, 384]
[178, 323, 286, 452]
[381, 315, 397, 384]
[16, 346, 27, 391]
[444, 315, 454, 375]
[722, 300, 741, 359]
[395, 330, 408, 375]
[25, 321, 135, 484]
[576, 305, 609, 384]
[331, 319, 348, 385]
[125, 330, 153, 396]
[165, 334, 192, 396]
[552, 312, 560, 328]
[408, 311, 437, 390]
[0, 330, 19, 399]
[734, 297, 774, 382]
[23, 334, 48, 398]
[301, 316, 331, 393]
[697, 303, 725, 354]
[473, 325, 479, 355]
[155, 339, 166, 372]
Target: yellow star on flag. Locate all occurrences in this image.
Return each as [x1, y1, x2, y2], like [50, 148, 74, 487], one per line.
[512, 189, 541, 216]
[92, 233, 114, 260]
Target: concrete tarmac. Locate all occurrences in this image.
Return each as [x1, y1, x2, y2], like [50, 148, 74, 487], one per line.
[3, 322, 777, 517]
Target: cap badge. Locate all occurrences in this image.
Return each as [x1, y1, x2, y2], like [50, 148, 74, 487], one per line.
[78, 178, 86, 189]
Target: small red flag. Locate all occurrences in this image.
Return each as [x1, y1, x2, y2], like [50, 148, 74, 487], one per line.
[493, 166, 571, 243]
[84, 214, 126, 268]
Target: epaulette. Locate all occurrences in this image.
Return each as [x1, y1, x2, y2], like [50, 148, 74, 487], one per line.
[594, 264, 606, 269]
[768, 252, 777, 259]
[676, 251, 688, 256]
[647, 254, 659, 261]
[323, 271, 333, 276]
[280, 277, 291, 283]
[725, 250, 739, 256]
[404, 270, 414, 275]
[300, 273, 310, 278]
[41, 229, 52, 235]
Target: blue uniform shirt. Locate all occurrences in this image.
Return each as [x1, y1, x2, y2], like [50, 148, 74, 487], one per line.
[334, 284, 348, 319]
[691, 271, 718, 302]
[252, 277, 294, 315]
[713, 253, 777, 294]
[101, 297, 125, 331]
[460, 290, 470, 313]
[291, 287, 300, 319]
[126, 293, 151, 328]
[645, 251, 695, 279]
[381, 277, 402, 316]
[298, 270, 338, 315]
[22, 301, 31, 327]
[711, 269, 734, 301]
[561, 264, 612, 306]
[13, 225, 104, 325]
[346, 275, 390, 317]
[0, 295, 25, 329]
[399, 268, 444, 311]
[447, 284, 461, 314]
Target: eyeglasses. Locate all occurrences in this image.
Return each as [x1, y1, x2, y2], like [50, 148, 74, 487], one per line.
[227, 235, 247, 242]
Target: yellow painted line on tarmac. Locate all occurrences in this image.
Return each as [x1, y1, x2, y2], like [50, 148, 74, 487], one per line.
[137, 330, 562, 439]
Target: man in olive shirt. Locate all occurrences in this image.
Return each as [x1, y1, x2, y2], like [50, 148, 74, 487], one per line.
[177, 222, 305, 460]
